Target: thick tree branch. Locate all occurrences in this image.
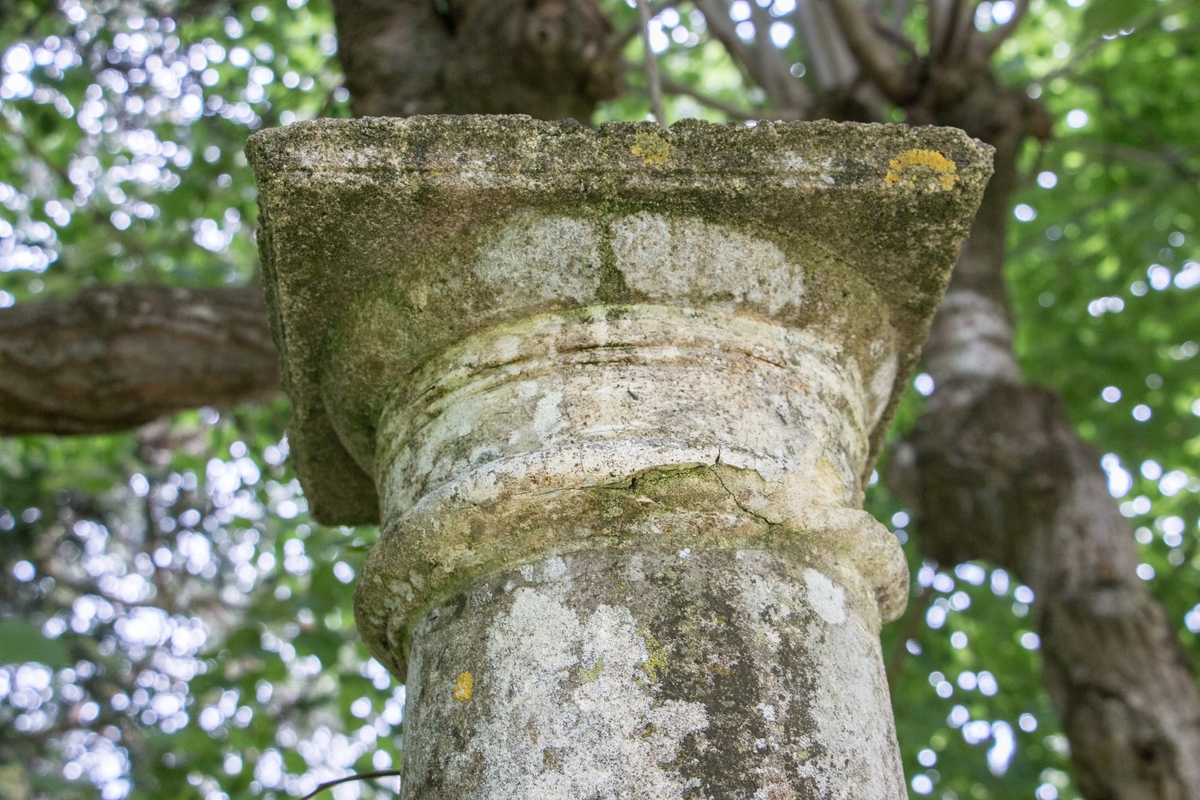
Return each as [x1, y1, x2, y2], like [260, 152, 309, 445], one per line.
[331, 0, 621, 121]
[333, 0, 624, 120]
[823, 0, 917, 102]
[0, 285, 280, 435]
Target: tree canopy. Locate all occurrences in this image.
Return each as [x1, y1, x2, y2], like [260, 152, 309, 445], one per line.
[0, 0, 1197, 799]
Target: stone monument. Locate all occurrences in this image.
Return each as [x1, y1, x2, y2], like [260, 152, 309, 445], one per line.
[249, 115, 991, 799]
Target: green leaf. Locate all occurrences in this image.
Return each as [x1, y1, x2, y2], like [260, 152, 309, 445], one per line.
[0, 619, 71, 667]
[1080, 0, 1153, 41]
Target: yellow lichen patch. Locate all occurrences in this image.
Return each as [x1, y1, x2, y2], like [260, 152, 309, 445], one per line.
[637, 628, 668, 683]
[884, 149, 958, 190]
[630, 131, 672, 166]
[453, 671, 473, 702]
[578, 657, 605, 685]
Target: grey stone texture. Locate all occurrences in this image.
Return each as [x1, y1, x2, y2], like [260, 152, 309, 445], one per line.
[249, 115, 991, 798]
[404, 548, 905, 799]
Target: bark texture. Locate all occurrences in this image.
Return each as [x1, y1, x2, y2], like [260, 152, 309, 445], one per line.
[331, 0, 622, 120]
[887, 61, 1200, 800]
[0, 285, 279, 435]
[891, 385, 1200, 800]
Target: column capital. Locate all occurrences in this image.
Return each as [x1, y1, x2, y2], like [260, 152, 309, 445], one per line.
[249, 116, 992, 526]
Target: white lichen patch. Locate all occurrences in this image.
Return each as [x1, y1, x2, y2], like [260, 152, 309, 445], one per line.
[474, 213, 601, 303]
[469, 588, 708, 799]
[802, 568, 846, 626]
[531, 390, 564, 439]
[775, 151, 837, 186]
[541, 556, 570, 583]
[612, 213, 803, 315]
[738, 566, 798, 650]
[732, 555, 903, 799]
[792, 592, 904, 800]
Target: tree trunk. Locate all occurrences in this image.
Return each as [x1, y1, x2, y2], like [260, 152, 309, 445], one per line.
[891, 383, 1200, 799]
[888, 74, 1200, 799]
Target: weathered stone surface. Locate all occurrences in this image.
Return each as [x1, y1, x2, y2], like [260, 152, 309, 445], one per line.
[247, 115, 992, 525]
[249, 115, 991, 798]
[354, 308, 912, 681]
[403, 549, 903, 799]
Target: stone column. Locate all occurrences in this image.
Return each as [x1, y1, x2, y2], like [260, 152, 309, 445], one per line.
[249, 116, 991, 799]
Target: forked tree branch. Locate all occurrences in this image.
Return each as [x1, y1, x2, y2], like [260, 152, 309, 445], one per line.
[693, 0, 810, 117]
[822, 0, 917, 102]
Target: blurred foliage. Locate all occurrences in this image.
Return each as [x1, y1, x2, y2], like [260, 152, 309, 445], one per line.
[0, 0, 1197, 799]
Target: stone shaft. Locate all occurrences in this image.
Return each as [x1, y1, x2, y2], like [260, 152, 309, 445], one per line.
[403, 549, 904, 800]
